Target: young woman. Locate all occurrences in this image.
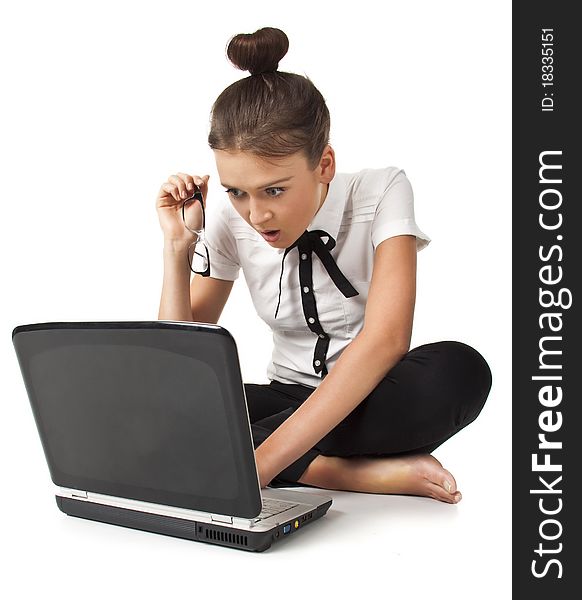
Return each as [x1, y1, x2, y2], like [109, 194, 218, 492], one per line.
[156, 27, 492, 504]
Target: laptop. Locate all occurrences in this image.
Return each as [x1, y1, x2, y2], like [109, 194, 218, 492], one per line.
[12, 320, 333, 552]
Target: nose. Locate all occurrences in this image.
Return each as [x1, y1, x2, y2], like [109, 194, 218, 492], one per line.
[248, 199, 274, 228]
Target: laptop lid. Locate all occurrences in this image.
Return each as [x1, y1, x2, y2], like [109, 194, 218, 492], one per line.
[12, 321, 263, 519]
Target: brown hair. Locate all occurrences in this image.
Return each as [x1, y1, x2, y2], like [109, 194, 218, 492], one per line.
[207, 27, 330, 171]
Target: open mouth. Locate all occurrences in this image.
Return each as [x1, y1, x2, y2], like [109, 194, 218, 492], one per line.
[260, 230, 281, 242]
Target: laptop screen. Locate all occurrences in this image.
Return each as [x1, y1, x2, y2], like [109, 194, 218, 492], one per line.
[13, 322, 262, 518]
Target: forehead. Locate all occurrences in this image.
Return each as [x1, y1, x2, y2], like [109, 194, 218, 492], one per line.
[214, 149, 308, 188]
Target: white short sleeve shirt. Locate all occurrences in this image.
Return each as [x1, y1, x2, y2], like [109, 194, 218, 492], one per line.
[204, 166, 431, 389]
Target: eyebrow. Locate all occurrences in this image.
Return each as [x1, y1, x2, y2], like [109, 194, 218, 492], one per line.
[220, 176, 294, 189]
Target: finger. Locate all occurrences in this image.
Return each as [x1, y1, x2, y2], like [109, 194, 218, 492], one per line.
[178, 173, 209, 196]
[168, 174, 189, 200]
[190, 174, 210, 207]
[160, 182, 181, 204]
[176, 172, 207, 193]
[175, 172, 196, 193]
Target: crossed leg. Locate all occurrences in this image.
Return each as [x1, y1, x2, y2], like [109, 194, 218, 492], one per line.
[247, 341, 492, 505]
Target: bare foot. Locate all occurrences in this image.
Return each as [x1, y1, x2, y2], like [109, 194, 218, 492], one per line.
[299, 453, 462, 504]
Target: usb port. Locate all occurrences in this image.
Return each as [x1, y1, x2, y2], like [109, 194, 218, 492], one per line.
[283, 524, 291, 534]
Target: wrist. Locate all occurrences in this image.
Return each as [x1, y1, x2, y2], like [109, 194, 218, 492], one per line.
[255, 443, 279, 486]
[163, 238, 196, 254]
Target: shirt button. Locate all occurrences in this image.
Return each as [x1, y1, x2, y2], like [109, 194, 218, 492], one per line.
[308, 317, 315, 324]
[319, 333, 326, 339]
[303, 286, 310, 293]
[314, 360, 321, 367]
[301, 253, 308, 260]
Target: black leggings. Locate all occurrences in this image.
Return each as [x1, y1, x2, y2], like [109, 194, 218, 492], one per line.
[245, 340, 493, 488]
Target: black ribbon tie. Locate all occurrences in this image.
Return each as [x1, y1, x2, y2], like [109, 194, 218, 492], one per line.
[274, 229, 359, 378]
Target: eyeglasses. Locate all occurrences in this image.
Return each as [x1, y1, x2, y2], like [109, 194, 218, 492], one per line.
[181, 187, 210, 277]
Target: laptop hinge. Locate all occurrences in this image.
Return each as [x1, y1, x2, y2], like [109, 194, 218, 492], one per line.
[210, 514, 233, 524]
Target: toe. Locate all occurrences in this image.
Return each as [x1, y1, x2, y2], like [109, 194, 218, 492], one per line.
[441, 469, 457, 494]
[422, 456, 458, 494]
[426, 482, 458, 504]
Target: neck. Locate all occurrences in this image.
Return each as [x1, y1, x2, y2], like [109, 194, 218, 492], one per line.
[316, 183, 329, 214]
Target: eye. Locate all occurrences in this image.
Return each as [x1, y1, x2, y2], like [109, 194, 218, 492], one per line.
[265, 187, 285, 197]
[225, 188, 245, 199]
[225, 187, 285, 199]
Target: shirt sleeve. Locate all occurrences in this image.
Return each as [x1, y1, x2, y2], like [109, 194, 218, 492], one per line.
[371, 168, 431, 252]
[203, 199, 241, 281]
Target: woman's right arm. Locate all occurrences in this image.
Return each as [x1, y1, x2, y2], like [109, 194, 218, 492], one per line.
[158, 240, 196, 322]
[156, 171, 205, 322]
[158, 241, 235, 323]
[156, 172, 234, 323]
[156, 173, 234, 323]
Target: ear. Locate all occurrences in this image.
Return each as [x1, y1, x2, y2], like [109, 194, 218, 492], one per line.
[319, 144, 336, 184]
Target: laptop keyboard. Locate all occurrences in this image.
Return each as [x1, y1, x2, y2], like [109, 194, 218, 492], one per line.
[255, 497, 299, 521]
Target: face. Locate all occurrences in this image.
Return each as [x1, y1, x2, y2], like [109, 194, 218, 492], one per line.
[213, 145, 335, 248]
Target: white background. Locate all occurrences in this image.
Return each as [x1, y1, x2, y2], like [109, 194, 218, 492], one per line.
[1, 1, 511, 598]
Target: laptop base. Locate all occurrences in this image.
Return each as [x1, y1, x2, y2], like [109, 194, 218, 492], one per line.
[56, 495, 331, 552]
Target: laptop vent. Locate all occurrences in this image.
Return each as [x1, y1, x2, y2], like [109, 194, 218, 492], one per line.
[198, 524, 249, 547]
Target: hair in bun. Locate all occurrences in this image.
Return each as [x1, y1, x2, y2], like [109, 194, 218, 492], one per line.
[226, 27, 289, 76]
[208, 27, 330, 171]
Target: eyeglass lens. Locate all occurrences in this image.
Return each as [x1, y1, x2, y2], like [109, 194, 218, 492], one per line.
[189, 241, 209, 273]
[182, 197, 204, 234]
[182, 194, 209, 274]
